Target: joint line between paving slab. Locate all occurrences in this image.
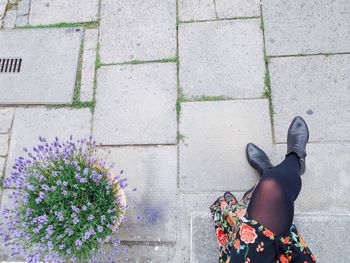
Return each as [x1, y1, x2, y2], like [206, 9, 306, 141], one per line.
[178, 16, 260, 25]
[175, 0, 181, 190]
[98, 143, 178, 148]
[1, 109, 15, 187]
[212, 0, 218, 19]
[120, 240, 176, 247]
[268, 52, 350, 59]
[259, 3, 275, 146]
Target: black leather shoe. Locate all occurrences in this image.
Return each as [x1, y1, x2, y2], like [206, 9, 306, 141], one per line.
[246, 143, 273, 176]
[286, 116, 309, 175]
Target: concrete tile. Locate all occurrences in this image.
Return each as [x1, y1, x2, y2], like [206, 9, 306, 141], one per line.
[263, 0, 350, 56]
[28, 0, 99, 25]
[101, 243, 175, 262]
[175, 192, 245, 262]
[270, 55, 350, 143]
[93, 63, 177, 145]
[294, 215, 350, 263]
[100, 146, 177, 242]
[0, 108, 14, 133]
[0, 28, 82, 104]
[99, 0, 176, 63]
[216, 0, 260, 18]
[191, 212, 218, 263]
[80, 29, 98, 102]
[0, 0, 7, 19]
[179, 19, 265, 98]
[190, 212, 350, 263]
[178, 0, 216, 21]
[0, 134, 8, 156]
[275, 143, 350, 214]
[3, 9, 16, 28]
[179, 99, 273, 192]
[5, 107, 92, 187]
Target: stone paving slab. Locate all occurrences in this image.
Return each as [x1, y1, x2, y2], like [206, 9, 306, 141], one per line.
[0, 134, 8, 156]
[215, 0, 260, 18]
[179, 19, 265, 98]
[0, 28, 82, 104]
[190, 212, 350, 263]
[178, 0, 216, 21]
[0, 108, 14, 133]
[179, 99, 273, 192]
[275, 143, 350, 214]
[102, 243, 175, 262]
[100, 146, 177, 242]
[99, 0, 176, 63]
[270, 55, 350, 143]
[5, 107, 92, 187]
[28, 0, 99, 25]
[293, 215, 350, 263]
[263, 0, 350, 56]
[175, 192, 244, 262]
[80, 29, 98, 102]
[93, 63, 177, 145]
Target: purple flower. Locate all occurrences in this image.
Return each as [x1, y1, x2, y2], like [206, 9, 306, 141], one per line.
[62, 181, 68, 187]
[71, 206, 80, 213]
[65, 228, 73, 236]
[97, 226, 103, 233]
[74, 239, 82, 249]
[61, 190, 67, 196]
[87, 214, 94, 221]
[83, 168, 89, 176]
[82, 205, 87, 211]
[73, 217, 80, 224]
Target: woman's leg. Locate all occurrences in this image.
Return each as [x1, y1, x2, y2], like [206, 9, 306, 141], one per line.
[246, 153, 301, 236]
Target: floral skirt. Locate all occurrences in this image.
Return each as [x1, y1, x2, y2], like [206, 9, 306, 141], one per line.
[209, 183, 317, 263]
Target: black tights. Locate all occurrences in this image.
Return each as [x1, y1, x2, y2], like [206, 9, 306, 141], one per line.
[246, 153, 302, 237]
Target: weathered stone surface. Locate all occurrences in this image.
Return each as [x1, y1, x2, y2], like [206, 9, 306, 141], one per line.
[17, 0, 30, 16]
[216, 0, 260, 18]
[179, 19, 265, 98]
[263, 0, 350, 56]
[93, 63, 177, 145]
[275, 143, 350, 214]
[179, 100, 273, 192]
[270, 55, 350, 143]
[99, 0, 176, 63]
[0, 108, 14, 133]
[0, 28, 82, 104]
[191, 212, 350, 263]
[0, 0, 7, 19]
[0, 134, 8, 156]
[80, 29, 98, 101]
[294, 215, 350, 263]
[5, 107, 92, 186]
[191, 212, 218, 263]
[3, 9, 16, 28]
[28, 0, 99, 25]
[175, 192, 245, 262]
[178, 0, 216, 21]
[101, 146, 177, 241]
[102, 243, 175, 262]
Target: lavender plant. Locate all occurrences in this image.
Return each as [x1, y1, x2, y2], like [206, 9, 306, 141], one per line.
[1, 136, 128, 262]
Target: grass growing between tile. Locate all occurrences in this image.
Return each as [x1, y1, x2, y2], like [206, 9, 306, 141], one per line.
[15, 21, 100, 29]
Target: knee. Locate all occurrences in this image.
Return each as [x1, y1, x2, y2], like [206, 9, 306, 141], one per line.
[257, 177, 285, 201]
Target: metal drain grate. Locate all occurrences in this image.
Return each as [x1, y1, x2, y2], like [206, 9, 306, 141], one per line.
[0, 58, 22, 73]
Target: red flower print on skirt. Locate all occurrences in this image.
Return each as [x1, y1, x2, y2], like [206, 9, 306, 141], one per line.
[239, 223, 257, 244]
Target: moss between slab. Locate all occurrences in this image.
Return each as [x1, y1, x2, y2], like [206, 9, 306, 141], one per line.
[15, 21, 99, 30]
